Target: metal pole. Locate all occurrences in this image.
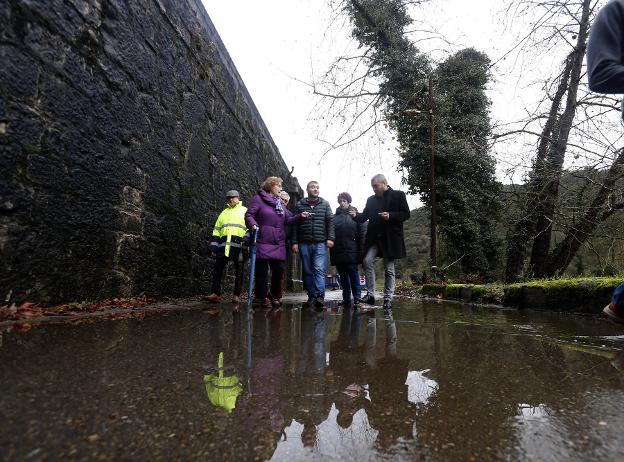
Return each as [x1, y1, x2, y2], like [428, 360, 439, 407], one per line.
[429, 76, 437, 270]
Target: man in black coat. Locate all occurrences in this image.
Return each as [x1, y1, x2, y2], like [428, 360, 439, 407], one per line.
[350, 174, 410, 309]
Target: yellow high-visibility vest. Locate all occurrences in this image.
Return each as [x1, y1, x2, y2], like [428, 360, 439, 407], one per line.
[211, 202, 247, 257]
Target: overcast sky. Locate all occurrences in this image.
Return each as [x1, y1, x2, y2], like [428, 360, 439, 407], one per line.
[201, 0, 613, 210]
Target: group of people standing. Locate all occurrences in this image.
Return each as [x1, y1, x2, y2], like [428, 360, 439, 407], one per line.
[203, 174, 410, 310]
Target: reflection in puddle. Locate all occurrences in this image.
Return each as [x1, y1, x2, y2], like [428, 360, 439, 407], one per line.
[203, 352, 243, 413]
[513, 404, 566, 460]
[316, 405, 378, 458]
[271, 405, 379, 461]
[4, 299, 624, 461]
[517, 403, 549, 420]
[405, 369, 438, 405]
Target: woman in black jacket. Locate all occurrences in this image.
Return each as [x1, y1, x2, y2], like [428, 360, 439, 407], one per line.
[330, 192, 366, 305]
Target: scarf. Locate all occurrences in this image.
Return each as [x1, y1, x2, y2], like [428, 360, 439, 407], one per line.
[275, 196, 284, 216]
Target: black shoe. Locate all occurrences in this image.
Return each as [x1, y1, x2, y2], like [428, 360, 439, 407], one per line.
[383, 299, 392, 310]
[353, 298, 361, 306]
[304, 295, 315, 307]
[314, 297, 325, 308]
[360, 295, 375, 305]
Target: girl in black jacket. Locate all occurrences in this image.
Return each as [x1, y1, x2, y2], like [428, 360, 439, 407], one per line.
[330, 192, 366, 305]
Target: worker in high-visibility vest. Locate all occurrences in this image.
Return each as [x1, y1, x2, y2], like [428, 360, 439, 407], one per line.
[203, 190, 248, 303]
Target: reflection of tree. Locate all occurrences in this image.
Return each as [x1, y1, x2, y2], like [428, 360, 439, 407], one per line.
[413, 304, 620, 459]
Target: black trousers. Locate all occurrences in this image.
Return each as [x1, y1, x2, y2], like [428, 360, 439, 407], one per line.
[254, 258, 285, 300]
[211, 256, 245, 295]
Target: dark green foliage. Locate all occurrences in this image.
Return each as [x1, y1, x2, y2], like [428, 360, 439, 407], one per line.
[344, 1, 501, 278]
[403, 49, 501, 277]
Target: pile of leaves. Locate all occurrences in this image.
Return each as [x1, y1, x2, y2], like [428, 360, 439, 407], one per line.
[0, 295, 157, 323]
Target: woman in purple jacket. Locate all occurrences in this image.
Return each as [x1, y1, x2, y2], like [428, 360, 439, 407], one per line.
[246, 177, 310, 308]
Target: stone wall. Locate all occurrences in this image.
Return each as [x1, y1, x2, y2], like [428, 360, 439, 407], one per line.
[0, 0, 301, 304]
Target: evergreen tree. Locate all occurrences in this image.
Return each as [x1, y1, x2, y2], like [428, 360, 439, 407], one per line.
[344, 0, 502, 277]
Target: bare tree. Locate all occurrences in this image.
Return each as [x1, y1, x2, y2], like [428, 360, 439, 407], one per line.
[499, 0, 624, 280]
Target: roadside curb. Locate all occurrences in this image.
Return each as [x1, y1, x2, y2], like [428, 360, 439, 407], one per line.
[0, 301, 209, 329]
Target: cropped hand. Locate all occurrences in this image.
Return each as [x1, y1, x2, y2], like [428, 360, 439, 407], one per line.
[301, 211, 313, 218]
[291, 244, 299, 254]
[326, 240, 334, 249]
[379, 212, 390, 221]
[348, 209, 357, 218]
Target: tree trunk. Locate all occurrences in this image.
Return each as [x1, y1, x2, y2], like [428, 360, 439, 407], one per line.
[503, 57, 574, 282]
[504, 0, 592, 282]
[545, 149, 624, 276]
[528, 0, 592, 277]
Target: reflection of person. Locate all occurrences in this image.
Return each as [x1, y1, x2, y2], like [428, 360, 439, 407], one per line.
[364, 314, 377, 369]
[384, 309, 397, 358]
[330, 306, 370, 429]
[331, 192, 366, 306]
[203, 190, 248, 303]
[350, 174, 410, 309]
[365, 321, 414, 450]
[245, 177, 310, 309]
[293, 309, 332, 449]
[291, 181, 335, 308]
[586, 4, 624, 323]
[298, 309, 327, 376]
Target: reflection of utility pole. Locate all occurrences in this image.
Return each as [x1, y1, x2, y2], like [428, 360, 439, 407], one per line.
[428, 77, 437, 271]
[405, 75, 437, 274]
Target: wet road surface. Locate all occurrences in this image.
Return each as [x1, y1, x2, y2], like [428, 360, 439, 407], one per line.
[2, 296, 624, 461]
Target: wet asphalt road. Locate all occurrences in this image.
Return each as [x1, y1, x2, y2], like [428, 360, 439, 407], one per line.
[2, 294, 624, 461]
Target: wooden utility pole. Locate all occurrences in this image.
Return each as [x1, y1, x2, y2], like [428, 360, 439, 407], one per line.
[428, 76, 437, 271]
[405, 76, 437, 274]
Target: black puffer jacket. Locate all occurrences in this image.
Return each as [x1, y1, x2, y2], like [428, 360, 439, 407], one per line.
[292, 197, 335, 244]
[330, 206, 367, 265]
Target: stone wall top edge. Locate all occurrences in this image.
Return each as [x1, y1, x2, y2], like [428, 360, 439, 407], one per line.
[187, 0, 292, 177]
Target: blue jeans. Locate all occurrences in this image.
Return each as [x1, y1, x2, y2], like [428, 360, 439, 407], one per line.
[299, 242, 327, 298]
[335, 263, 361, 302]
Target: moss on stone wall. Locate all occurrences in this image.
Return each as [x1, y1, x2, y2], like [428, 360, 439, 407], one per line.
[413, 277, 623, 314]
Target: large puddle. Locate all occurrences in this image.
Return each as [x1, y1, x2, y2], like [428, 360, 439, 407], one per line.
[2, 297, 624, 461]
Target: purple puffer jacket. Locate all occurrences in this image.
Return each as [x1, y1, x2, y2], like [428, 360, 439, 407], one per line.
[245, 190, 300, 260]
